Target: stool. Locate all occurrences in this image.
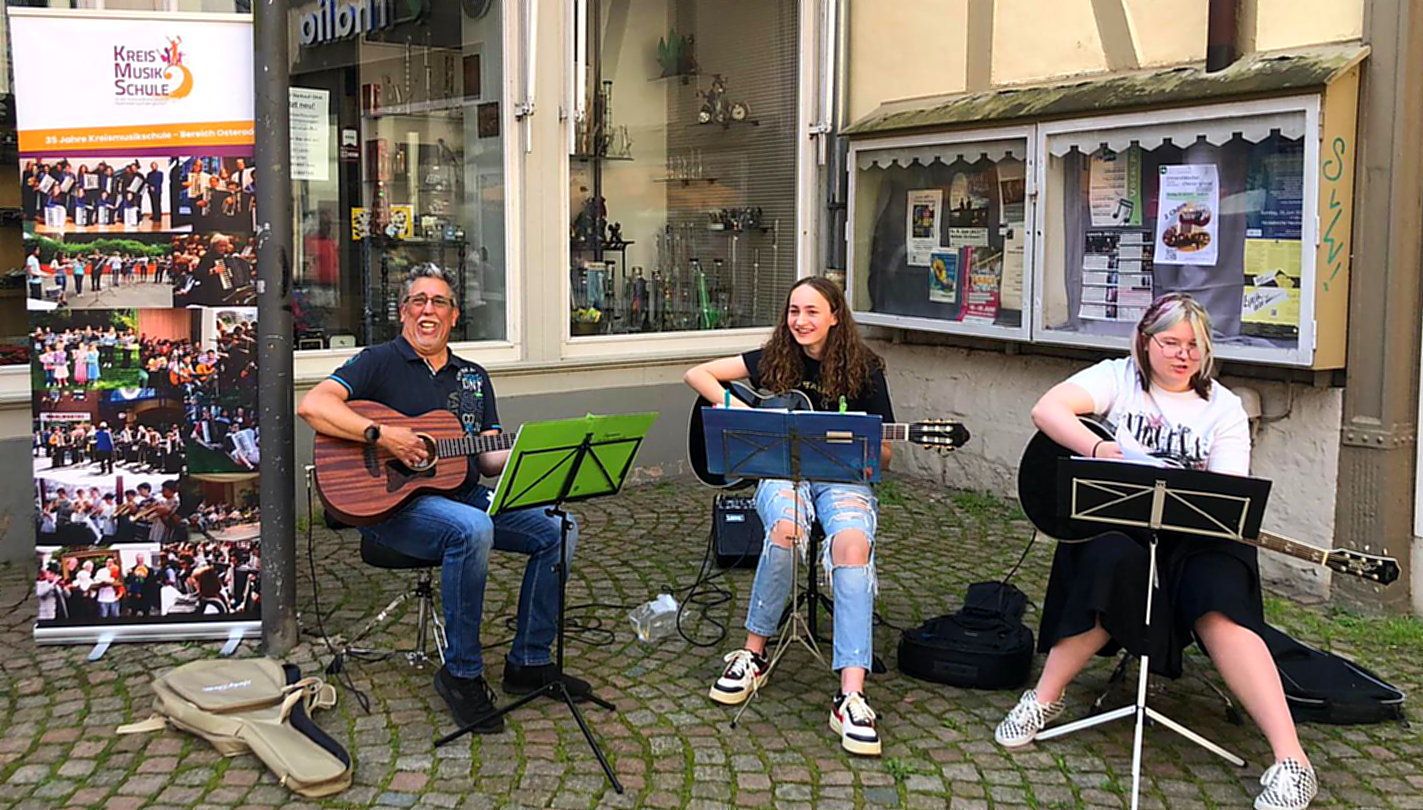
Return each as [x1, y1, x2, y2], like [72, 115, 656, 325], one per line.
[332, 537, 447, 670]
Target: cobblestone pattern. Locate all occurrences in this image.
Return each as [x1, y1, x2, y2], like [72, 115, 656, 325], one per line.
[2, 477, 1420, 809]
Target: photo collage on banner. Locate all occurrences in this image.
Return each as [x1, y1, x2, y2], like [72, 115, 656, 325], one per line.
[10, 9, 258, 636]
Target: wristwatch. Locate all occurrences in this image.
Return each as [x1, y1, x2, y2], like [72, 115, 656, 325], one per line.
[363, 423, 382, 445]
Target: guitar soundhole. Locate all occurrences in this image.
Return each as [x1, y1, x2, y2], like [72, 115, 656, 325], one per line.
[385, 459, 437, 492]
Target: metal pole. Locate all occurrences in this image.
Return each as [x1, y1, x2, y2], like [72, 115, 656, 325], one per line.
[254, 0, 297, 656]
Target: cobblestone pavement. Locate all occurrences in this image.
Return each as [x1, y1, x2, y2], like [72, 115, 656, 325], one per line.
[2, 476, 1420, 810]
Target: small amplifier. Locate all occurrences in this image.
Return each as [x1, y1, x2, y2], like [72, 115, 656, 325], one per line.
[713, 494, 763, 569]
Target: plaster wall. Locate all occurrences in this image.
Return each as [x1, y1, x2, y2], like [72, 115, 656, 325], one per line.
[847, 0, 1365, 121]
[876, 340, 1342, 601]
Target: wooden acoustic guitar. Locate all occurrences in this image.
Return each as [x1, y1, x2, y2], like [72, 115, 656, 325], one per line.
[1017, 415, 1400, 585]
[313, 400, 514, 526]
[687, 380, 971, 488]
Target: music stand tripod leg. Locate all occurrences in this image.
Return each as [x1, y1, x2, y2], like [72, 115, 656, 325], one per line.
[732, 528, 826, 728]
[434, 503, 624, 794]
[1034, 535, 1243, 810]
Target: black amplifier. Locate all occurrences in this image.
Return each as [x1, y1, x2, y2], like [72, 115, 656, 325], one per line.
[713, 494, 763, 569]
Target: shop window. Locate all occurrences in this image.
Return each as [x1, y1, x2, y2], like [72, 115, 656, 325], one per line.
[291, 1, 506, 350]
[848, 129, 1033, 339]
[567, 0, 798, 337]
[1038, 104, 1314, 363]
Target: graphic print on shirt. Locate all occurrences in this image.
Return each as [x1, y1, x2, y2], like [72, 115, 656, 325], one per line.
[449, 367, 486, 436]
[1118, 410, 1208, 469]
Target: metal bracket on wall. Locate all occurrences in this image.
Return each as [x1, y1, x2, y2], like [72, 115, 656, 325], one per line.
[1340, 422, 1417, 450]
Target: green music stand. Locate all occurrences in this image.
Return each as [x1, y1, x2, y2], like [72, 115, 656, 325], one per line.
[435, 411, 656, 795]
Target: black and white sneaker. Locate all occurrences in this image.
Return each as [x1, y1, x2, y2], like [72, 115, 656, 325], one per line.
[709, 648, 768, 705]
[830, 691, 881, 756]
[1255, 759, 1317, 810]
[994, 689, 1066, 748]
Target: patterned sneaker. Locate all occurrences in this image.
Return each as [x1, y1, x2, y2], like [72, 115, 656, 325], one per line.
[1255, 759, 1317, 810]
[994, 689, 1066, 748]
[708, 648, 768, 705]
[829, 692, 882, 756]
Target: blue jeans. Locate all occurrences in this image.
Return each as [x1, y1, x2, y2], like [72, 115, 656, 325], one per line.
[745, 479, 877, 672]
[360, 480, 578, 679]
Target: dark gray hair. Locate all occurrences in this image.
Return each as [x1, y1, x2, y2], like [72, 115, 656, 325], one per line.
[401, 263, 456, 303]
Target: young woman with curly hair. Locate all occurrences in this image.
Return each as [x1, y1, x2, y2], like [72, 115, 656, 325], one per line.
[684, 276, 894, 756]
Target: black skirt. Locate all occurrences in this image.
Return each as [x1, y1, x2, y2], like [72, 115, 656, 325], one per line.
[1036, 530, 1266, 678]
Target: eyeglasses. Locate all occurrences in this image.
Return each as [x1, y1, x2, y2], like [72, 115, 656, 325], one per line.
[404, 294, 455, 311]
[1151, 334, 1202, 360]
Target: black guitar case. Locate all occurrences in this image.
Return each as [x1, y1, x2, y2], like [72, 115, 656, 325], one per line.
[1261, 624, 1406, 725]
[898, 582, 1034, 690]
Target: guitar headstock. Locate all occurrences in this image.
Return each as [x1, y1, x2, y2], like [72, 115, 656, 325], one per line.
[1324, 548, 1400, 585]
[908, 420, 970, 454]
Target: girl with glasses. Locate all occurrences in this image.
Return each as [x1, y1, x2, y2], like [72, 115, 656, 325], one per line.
[995, 293, 1316, 810]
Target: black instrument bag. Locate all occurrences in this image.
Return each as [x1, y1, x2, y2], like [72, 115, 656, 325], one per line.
[898, 581, 1034, 689]
[1261, 624, 1405, 725]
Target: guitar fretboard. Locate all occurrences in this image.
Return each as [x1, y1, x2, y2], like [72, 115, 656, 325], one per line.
[883, 424, 908, 442]
[1256, 530, 1328, 566]
[433, 432, 515, 458]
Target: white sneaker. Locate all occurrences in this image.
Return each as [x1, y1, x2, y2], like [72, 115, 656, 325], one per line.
[1255, 759, 1317, 810]
[708, 648, 768, 705]
[829, 691, 881, 756]
[994, 689, 1066, 748]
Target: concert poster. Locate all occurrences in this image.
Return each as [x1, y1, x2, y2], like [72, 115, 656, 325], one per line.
[11, 8, 260, 642]
[928, 247, 960, 306]
[1241, 238, 1302, 339]
[1089, 148, 1143, 228]
[961, 247, 1003, 324]
[1154, 164, 1219, 266]
[946, 165, 993, 249]
[905, 189, 942, 267]
[1241, 138, 1304, 340]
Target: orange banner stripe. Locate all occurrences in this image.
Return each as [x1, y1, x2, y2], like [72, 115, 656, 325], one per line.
[19, 120, 255, 153]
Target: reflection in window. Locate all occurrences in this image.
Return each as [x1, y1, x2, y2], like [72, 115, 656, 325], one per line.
[291, 2, 506, 349]
[569, 0, 798, 337]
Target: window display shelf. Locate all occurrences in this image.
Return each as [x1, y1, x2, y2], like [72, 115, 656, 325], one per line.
[572, 153, 633, 162]
[364, 97, 468, 119]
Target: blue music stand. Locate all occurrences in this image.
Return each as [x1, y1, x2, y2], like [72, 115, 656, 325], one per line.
[700, 406, 882, 719]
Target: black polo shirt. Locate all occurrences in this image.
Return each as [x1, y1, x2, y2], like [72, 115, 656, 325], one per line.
[329, 336, 501, 443]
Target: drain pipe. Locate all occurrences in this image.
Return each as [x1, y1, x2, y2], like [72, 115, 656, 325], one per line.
[823, 0, 850, 279]
[1206, 0, 1240, 72]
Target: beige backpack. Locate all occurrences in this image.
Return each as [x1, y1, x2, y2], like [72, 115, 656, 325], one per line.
[118, 658, 352, 797]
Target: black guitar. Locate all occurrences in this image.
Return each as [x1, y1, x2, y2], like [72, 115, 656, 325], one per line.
[687, 380, 971, 488]
[1017, 416, 1400, 585]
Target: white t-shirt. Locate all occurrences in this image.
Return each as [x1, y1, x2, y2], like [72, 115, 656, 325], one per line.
[1066, 357, 1250, 475]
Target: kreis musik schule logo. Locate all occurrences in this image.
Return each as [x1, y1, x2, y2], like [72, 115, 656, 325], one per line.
[113, 36, 193, 103]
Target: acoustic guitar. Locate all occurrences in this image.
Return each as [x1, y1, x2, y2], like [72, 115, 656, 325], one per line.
[687, 380, 971, 488]
[313, 400, 514, 526]
[1017, 415, 1400, 585]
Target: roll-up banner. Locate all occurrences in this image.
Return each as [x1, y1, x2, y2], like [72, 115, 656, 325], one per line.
[11, 9, 262, 647]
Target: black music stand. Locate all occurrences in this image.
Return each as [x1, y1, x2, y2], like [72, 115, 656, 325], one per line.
[1034, 457, 1271, 810]
[433, 412, 656, 795]
[701, 407, 882, 722]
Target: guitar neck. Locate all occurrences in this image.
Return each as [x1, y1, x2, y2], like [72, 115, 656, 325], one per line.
[431, 431, 514, 459]
[1254, 529, 1329, 567]
[882, 424, 910, 443]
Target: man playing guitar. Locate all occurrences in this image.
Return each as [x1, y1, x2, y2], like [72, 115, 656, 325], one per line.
[298, 263, 590, 733]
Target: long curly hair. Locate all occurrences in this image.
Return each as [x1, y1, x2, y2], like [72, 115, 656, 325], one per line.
[758, 276, 882, 401]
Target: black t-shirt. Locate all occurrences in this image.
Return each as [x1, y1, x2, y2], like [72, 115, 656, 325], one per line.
[330, 336, 501, 487]
[742, 348, 894, 422]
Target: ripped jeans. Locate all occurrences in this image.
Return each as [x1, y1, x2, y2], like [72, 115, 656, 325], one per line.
[745, 478, 877, 672]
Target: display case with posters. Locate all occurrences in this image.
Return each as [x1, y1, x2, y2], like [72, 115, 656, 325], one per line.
[1034, 91, 1355, 369]
[847, 126, 1035, 341]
